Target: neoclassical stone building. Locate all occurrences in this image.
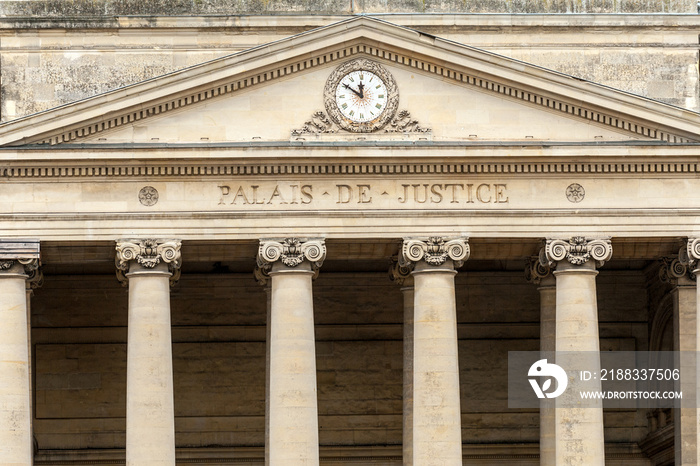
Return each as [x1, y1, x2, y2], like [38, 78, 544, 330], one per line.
[1, 3, 700, 465]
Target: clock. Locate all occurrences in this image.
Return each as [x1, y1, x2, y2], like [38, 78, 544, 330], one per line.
[324, 59, 399, 133]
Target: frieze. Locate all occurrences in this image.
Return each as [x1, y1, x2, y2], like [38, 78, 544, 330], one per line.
[216, 182, 508, 206]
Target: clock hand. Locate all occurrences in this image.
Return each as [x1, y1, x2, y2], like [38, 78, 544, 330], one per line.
[343, 83, 362, 98]
[357, 82, 365, 99]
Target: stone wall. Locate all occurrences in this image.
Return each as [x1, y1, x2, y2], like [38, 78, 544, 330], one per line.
[0, 0, 696, 15]
[1, 14, 698, 122]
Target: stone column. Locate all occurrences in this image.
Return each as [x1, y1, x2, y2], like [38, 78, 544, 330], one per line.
[116, 239, 181, 466]
[399, 237, 469, 466]
[25, 267, 42, 458]
[389, 258, 414, 465]
[540, 236, 612, 466]
[256, 238, 326, 466]
[679, 238, 700, 465]
[525, 257, 556, 466]
[658, 256, 697, 464]
[0, 240, 40, 466]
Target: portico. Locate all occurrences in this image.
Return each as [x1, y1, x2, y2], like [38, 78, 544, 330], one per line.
[0, 15, 699, 465]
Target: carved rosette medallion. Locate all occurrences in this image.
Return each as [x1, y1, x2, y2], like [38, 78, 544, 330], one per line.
[659, 256, 695, 284]
[539, 237, 612, 269]
[115, 239, 182, 286]
[399, 237, 470, 269]
[525, 256, 552, 285]
[323, 59, 399, 133]
[679, 238, 700, 273]
[139, 186, 159, 206]
[255, 238, 326, 285]
[566, 183, 585, 203]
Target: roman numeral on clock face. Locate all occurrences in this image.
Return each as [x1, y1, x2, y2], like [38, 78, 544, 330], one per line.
[334, 68, 390, 123]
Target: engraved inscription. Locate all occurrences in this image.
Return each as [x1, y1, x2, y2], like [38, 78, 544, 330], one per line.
[217, 182, 509, 207]
[218, 184, 313, 205]
[397, 183, 509, 204]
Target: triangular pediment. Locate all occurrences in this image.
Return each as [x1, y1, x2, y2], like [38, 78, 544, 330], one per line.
[1, 16, 699, 146]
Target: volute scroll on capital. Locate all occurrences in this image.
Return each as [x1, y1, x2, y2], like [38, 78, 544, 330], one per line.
[389, 256, 413, 286]
[659, 256, 695, 285]
[115, 239, 182, 286]
[399, 237, 470, 269]
[0, 258, 42, 285]
[539, 237, 613, 269]
[679, 238, 700, 273]
[255, 238, 326, 285]
[525, 256, 553, 285]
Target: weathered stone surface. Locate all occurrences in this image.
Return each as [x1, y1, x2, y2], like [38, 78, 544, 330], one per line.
[1, 13, 698, 122]
[0, 0, 694, 15]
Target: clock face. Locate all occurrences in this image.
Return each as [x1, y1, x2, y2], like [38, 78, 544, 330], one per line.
[335, 70, 388, 123]
[324, 59, 398, 133]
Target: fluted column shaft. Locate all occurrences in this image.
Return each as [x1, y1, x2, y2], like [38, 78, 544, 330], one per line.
[116, 239, 181, 466]
[257, 238, 325, 466]
[541, 237, 611, 466]
[400, 237, 469, 466]
[0, 261, 35, 466]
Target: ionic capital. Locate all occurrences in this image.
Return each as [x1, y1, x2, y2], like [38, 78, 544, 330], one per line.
[679, 238, 700, 273]
[525, 256, 553, 285]
[115, 239, 182, 286]
[659, 256, 695, 286]
[389, 256, 413, 286]
[0, 239, 41, 281]
[539, 237, 612, 269]
[399, 237, 469, 269]
[255, 238, 326, 285]
[0, 258, 41, 279]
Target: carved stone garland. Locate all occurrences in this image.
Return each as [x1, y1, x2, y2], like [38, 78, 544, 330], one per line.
[539, 236, 613, 268]
[255, 238, 326, 285]
[115, 239, 182, 286]
[399, 237, 470, 269]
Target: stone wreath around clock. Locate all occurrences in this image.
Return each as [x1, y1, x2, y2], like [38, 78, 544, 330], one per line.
[324, 59, 399, 133]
